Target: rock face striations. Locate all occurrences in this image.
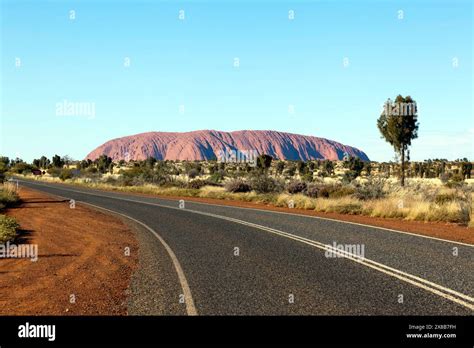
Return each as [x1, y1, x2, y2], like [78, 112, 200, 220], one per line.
[86, 130, 370, 162]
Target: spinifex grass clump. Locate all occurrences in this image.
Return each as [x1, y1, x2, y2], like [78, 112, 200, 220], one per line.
[0, 182, 20, 210]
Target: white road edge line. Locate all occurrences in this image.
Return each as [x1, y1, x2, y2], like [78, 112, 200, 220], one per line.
[183, 199, 474, 248]
[20, 178, 474, 248]
[80, 201, 198, 316]
[20, 180, 474, 311]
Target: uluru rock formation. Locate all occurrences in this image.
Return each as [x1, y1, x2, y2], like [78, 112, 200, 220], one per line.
[86, 130, 369, 162]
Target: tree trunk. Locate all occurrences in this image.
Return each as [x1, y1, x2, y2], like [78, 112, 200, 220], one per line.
[401, 146, 405, 186]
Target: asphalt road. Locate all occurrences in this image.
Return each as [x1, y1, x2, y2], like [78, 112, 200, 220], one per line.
[16, 179, 474, 315]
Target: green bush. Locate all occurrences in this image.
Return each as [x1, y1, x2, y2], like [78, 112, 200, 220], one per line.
[47, 167, 61, 177]
[276, 161, 285, 174]
[10, 162, 33, 174]
[208, 170, 225, 184]
[284, 164, 296, 177]
[119, 167, 171, 186]
[0, 214, 19, 243]
[250, 175, 284, 194]
[300, 172, 313, 182]
[59, 169, 73, 181]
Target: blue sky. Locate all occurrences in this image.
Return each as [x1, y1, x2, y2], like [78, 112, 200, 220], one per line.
[1, 0, 472, 162]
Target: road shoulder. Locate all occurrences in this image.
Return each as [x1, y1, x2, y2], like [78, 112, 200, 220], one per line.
[0, 187, 139, 315]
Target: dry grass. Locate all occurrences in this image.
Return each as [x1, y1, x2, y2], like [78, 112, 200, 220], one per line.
[0, 182, 20, 210]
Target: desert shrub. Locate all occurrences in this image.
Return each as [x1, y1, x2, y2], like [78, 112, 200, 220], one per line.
[276, 161, 285, 174]
[86, 167, 98, 174]
[287, 181, 307, 194]
[343, 157, 364, 181]
[188, 168, 200, 179]
[149, 173, 171, 186]
[59, 169, 73, 181]
[342, 171, 358, 184]
[120, 167, 172, 186]
[208, 163, 219, 175]
[250, 175, 284, 194]
[47, 167, 61, 177]
[322, 160, 335, 176]
[300, 171, 313, 182]
[318, 186, 330, 198]
[284, 163, 296, 177]
[208, 169, 226, 184]
[354, 178, 386, 200]
[0, 214, 19, 243]
[296, 161, 308, 175]
[187, 179, 207, 189]
[10, 162, 33, 174]
[225, 179, 251, 193]
[305, 184, 320, 198]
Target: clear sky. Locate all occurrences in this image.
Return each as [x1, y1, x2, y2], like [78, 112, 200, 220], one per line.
[1, 0, 472, 162]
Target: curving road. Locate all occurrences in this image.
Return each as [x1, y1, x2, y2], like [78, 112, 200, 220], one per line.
[16, 179, 474, 315]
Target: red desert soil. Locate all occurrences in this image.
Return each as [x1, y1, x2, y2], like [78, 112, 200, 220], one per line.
[0, 187, 138, 315]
